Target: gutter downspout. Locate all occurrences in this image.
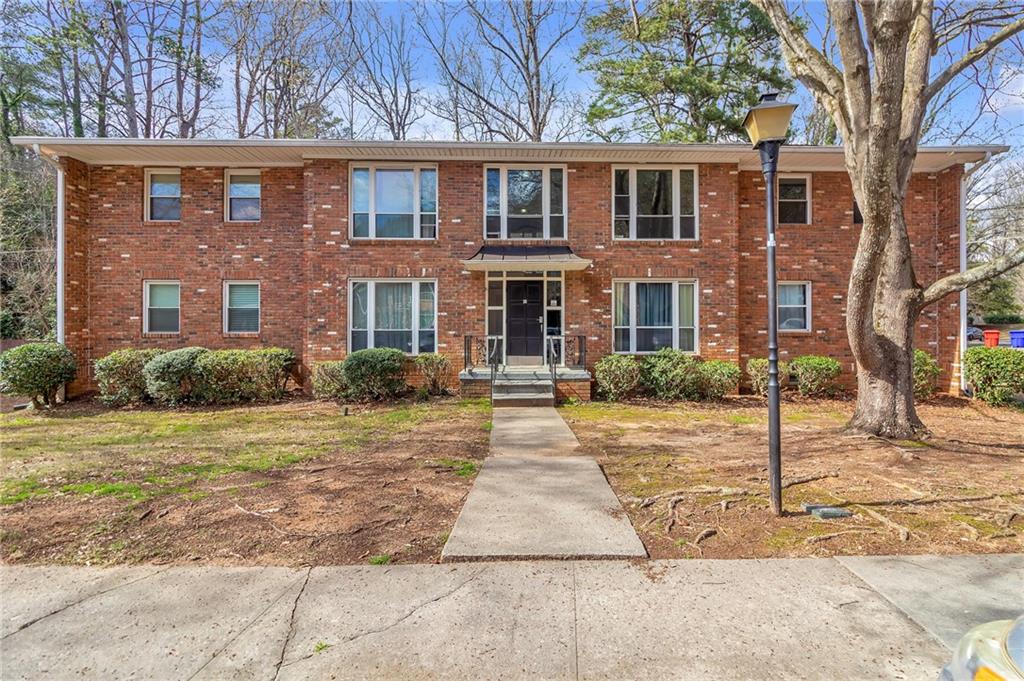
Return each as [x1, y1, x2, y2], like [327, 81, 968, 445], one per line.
[959, 151, 992, 393]
[34, 145, 64, 346]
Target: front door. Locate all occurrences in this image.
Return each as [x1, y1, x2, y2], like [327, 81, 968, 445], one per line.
[505, 280, 544, 365]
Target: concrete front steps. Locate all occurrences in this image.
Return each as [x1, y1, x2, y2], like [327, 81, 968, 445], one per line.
[492, 372, 555, 408]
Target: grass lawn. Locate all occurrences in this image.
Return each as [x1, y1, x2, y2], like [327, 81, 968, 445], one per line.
[0, 397, 491, 566]
[560, 396, 1024, 559]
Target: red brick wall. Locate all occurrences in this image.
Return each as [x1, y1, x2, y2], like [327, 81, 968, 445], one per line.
[61, 156, 962, 398]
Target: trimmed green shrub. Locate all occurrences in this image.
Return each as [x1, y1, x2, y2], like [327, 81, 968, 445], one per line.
[0, 342, 77, 408]
[143, 347, 207, 405]
[963, 346, 1024, 405]
[640, 348, 702, 400]
[343, 348, 407, 400]
[700, 360, 741, 400]
[912, 349, 941, 401]
[745, 358, 789, 397]
[415, 353, 452, 396]
[312, 361, 348, 400]
[982, 314, 1023, 324]
[94, 348, 164, 406]
[594, 354, 642, 401]
[192, 348, 296, 404]
[789, 355, 842, 397]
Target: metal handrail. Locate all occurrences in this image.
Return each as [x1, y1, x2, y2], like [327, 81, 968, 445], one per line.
[487, 336, 501, 405]
[547, 336, 558, 401]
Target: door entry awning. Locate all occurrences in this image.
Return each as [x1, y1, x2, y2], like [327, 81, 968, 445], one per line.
[460, 245, 592, 272]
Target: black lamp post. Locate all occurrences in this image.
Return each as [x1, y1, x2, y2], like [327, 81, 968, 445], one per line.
[742, 92, 797, 517]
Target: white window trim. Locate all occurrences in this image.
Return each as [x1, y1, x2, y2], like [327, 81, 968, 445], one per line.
[347, 278, 438, 356]
[349, 163, 438, 240]
[224, 169, 261, 223]
[144, 168, 181, 223]
[611, 165, 700, 241]
[143, 280, 180, 334]
[223, 280, 261, 334]
[777, 173, 812, 225]
[611, 279, 699, 354]
[778, 281, 812, 332]
[483, 164, 569, 240]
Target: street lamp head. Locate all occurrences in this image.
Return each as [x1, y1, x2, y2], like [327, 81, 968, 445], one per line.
[742, 93, 797, 149]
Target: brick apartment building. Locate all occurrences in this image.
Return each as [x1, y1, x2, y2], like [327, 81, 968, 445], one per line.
[14, 138, 1001, 400]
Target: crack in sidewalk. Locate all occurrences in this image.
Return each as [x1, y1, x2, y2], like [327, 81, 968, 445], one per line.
[272, 566, 313, 681]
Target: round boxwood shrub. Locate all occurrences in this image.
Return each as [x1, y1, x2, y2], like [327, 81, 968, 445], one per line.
[94, 348, 164, 406]
[963, 346, 1024, 406]
[699, 360, 741, 400]
[415, 352, 452, 396]
[745, 358, 789, 397]
[192, 347, 296, 404]
[640, 348, 703, 400]
[789, 355, 842, 397]
[912, 349, 941, 401]
[595, 354, 642, 401]
[312, 361, 348, 400]
[0, 342, 77, 409]
[143, 347, 207, 405]
[343, 348, 407, 400]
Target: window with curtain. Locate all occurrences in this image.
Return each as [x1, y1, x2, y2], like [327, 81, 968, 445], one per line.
[145, 281, 180, 333]
[147, 170, 180, 221]
[778, 176, 810, 224]
[778, 282, 810, 331]
[226, 171, 261, 221]
[225, 282, 259, 333]
[350, 280, 436, 354]
[351, 166, 437, 239]
[484, 166, 567, 239]
[613, 167, 697, 239]
[614, 280, 697, 353]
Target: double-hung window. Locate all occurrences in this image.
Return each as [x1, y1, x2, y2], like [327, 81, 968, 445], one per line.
[485, 165, 566, 239]
[144, 281, 180, 334]
[613, 167, 697, 240]
[613, 280, 697, 353]
[224, 281, 260, 333]
[145, 169, 181, 221]
[226, 170, 261, 221]
[778, 175, 811, 224]
[778, 282, 811, 331]
[351, 165, 437, 239]
[350, 280, 436, 354]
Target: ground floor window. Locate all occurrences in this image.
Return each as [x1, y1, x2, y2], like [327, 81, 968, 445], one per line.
[778, 282, 811, 331]
[350, 280, 436, 354]
[144, 281, 180, 334]
[224, 281, 260, 333]
[613, 280, 697, 353]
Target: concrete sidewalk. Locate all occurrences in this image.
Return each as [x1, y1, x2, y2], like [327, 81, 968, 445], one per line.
[2, 555, 1021, 680]
[442, 407, 645, 561]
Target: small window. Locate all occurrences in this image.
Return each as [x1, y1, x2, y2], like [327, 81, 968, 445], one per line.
[351, 165, 437, 239]
[224, 282, 260, 333]
[350, 280, 436, 354]
[146, 169, 181, 221]
[145, 281, 180, 333]
[226, 170, 261, 221]
[612, 166, 698, 240]
[778, 175, 810, 224]
[484, 166, 567, 240]
[778, 282, 811, 331]
[613, 280, 697, 353]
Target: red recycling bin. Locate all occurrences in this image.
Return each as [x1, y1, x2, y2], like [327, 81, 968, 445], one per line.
[983, 329, 1001, 347]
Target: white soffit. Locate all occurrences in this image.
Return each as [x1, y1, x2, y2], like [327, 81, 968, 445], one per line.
[11, 137, 1008, 173]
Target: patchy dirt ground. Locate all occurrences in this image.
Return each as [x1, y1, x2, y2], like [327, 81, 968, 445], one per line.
[560, 396, 1024, 559]
[0, 398, 491, 566]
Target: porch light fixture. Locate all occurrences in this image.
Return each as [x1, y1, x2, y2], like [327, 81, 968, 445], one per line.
[743, 92, 796, 517]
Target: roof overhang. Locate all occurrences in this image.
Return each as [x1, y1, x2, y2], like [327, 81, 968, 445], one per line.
[10, 137, 1009, 173]
[460, 245, 592, 272]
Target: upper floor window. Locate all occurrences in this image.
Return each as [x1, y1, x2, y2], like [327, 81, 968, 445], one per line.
[350, 279, 436, 354]
[224, 281, 260, 333]
[613, 280, 697, 353]
[145, 169, 181, 222]
[613, 167, 698, 240]
[778, 282, 811, 331]
[144, 280, 180, 334]
[485, 165, 566, 240]
[351, 165, 437, 239]
[226, 170, 261, 222]
[778, 175, 811, 224]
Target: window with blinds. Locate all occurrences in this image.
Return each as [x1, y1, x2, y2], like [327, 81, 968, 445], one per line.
[224, 282, 260, 333]
[145, 281, 180, 333]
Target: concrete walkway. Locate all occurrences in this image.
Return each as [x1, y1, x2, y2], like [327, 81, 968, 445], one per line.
[442, 407, 646, 561]
[3, 555, 1021, 680]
